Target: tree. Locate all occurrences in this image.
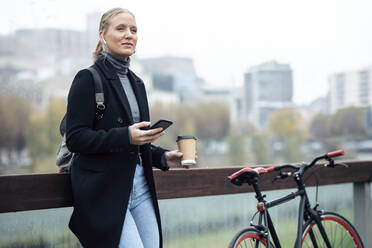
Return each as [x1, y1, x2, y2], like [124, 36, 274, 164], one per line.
[0, 95, 13, 153]
[0, 94, 30, 165]
[227, 134, 246, 166]
[26, 98, 66, 164]
[230, 120, 256, 136]
[150, 102, 230, 148]
[150, 102, 231, 167]
[309, 113, 332, 140]
[330, 107, 367, 137]
[268, 108, 304, 162]
[193, 103, 230, 142]
[251, 133, 269, 164]
[268, 108, 303, 138]
[150, 102, 187, 149]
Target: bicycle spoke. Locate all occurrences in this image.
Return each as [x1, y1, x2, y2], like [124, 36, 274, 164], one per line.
[302, 213, 363, 248]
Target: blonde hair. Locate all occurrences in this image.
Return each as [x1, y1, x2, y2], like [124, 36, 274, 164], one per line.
[93, 8, 135, 62]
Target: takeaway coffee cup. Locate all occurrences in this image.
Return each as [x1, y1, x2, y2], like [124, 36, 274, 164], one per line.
[177, 135, 197, 166]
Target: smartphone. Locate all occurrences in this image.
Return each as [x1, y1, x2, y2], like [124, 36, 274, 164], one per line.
[149, 119, 173, 132]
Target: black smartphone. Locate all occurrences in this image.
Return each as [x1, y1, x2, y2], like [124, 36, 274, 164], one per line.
[149, 119, 173, 132]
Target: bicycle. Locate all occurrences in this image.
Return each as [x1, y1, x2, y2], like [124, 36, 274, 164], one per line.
[227, 150, 364, 248]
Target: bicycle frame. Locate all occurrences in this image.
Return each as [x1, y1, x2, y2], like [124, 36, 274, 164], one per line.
[251, 173, 333, 248]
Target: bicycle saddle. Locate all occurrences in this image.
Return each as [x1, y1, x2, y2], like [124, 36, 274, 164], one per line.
[229, 167, 274, 186]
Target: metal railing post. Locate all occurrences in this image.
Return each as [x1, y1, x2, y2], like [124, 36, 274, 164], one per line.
[353, 181, 371, 247]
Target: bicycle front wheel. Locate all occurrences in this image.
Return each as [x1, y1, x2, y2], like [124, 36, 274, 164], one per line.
[228, 228, 274, 248]
[302, 211, 364, 248]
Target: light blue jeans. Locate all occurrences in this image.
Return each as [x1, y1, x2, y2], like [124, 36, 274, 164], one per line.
[118, 165, 159, 248]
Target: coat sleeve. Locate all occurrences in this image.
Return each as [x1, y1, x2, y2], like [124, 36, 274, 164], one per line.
[66, 69, 131, 154]
[150, 144, 169, 171]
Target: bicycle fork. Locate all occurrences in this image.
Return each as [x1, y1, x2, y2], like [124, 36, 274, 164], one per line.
[306, 207, 333, 248]
[294, 193, 333, 248]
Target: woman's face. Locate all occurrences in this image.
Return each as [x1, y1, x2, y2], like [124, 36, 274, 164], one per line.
[102, 12, 137, 60]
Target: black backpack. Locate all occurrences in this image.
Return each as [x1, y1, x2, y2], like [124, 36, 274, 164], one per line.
[56, 66, 105, 172]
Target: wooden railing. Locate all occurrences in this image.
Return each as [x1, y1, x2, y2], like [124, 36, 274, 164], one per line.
[0, 160, 371, 246]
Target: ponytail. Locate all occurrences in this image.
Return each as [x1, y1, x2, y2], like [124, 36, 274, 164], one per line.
[93, 41, 103, 62]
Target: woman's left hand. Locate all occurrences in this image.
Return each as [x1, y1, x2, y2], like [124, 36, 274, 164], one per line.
[165, 150, 183, 168]
[165, 150, 198, 169]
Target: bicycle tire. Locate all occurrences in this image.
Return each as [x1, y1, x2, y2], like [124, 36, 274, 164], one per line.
[228, 227, 275, 248]
[302, 211, 364, 248]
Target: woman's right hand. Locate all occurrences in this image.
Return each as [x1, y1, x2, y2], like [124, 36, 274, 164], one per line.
[129, 122, 165, 145]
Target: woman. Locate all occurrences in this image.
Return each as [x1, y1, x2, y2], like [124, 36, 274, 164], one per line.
[66, 8, 183, 248]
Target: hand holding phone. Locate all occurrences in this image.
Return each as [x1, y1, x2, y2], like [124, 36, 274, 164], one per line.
[149, 119, 173, 132]
[130, 121, 169, 145]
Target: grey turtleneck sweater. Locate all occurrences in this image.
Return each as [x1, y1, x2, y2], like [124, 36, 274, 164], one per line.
[101, 51, 141, 123]
[101, 51, 144, 165]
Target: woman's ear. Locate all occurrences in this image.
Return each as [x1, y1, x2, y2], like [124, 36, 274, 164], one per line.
[99, 32, 106, 44]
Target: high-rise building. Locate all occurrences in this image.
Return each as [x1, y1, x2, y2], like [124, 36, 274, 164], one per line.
[243, 61, 293, 128]
[329, 67, 372, 113]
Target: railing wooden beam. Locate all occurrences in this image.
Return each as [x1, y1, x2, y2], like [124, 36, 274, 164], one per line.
[0, 173, 73, 213]
[1, 160, 371, 213]
[154, 161, 372, 199]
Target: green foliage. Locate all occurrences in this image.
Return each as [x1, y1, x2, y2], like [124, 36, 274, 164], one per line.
[150, 102, 230, 148]
[26, 98, 66, 166]
[268, 108, 304, 162]
[309, 107, 367, 139]
[330, 107, 367, 137]
[230, 120, 256, 136]
[227, 134, 246, 166]
[282, 135, 303, 163]
[251, 133, 269, 164]
[268, 108, 303, 139]
[193, 103, 230, 142]
[0, 94, 31, 169]
[308, 107, 367, 156]
[309, 113, 332, 140]
[0, 94, 30, 150]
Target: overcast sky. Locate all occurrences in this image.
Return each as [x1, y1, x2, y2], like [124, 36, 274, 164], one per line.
[2, 0, 372, 104]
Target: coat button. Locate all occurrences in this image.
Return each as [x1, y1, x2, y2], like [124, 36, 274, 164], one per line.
[117, 117, 124, 124]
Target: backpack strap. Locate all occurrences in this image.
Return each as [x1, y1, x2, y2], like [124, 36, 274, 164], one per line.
[59, 66, 106, 136]
[87, 66, 105, 119]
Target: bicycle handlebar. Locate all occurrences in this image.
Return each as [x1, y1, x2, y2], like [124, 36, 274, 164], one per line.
[327, 149, 345, 158]
[229, 150, 346, 185]
[274, 164, 300, 171]
[278, 149, 345, 178]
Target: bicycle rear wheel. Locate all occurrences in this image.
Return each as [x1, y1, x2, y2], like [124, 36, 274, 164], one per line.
[228, 228, 274, 248]
[302, 211, 364, 248]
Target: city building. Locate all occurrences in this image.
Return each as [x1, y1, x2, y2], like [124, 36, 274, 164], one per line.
[131, 58, 179, 105]
[140, 56, 199, 103]
[198, 86, 231, 105]
[12, 28, 90, 60]
[230, 87, 245, 123]
[243, 61, 294, 128]
[329, 67, 372, 113]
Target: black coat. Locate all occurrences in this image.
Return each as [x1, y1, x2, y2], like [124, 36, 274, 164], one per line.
[66, 57, 167, 248]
